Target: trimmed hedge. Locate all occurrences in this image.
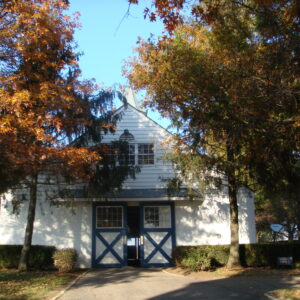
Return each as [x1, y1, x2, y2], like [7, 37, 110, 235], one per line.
[241, 242, 300, 267]
[0, 245, 56, 269]
[174, 242, 300, 270]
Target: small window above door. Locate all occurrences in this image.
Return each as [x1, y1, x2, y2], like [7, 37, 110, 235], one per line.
[144, 206, 171, 228]
[96, 206, 123, 228]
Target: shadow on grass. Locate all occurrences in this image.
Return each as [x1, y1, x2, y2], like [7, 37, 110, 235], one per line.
[0, 269, 79, 300]
[0, 270, 50, 282]
[0, 269, 80, 282]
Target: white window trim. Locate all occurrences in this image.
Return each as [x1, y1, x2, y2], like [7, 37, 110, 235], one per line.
[144, 205, 171, 229]
[96, 206, 123, 229]
[102, 142, 156, 166]
[137, 143, 155, 166]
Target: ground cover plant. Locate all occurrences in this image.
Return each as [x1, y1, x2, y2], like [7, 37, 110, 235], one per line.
[0, 269, 80, 300]
[269, 288, 300, 300]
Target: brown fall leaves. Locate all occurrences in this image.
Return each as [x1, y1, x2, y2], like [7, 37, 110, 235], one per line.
[0, 0, 101, 190]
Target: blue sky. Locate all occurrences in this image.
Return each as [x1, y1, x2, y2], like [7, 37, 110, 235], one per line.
[68, 1, 171, 128]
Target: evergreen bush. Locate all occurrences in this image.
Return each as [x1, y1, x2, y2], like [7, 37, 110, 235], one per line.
[0, 245, 55, 269]
[242, 242, 300, 267]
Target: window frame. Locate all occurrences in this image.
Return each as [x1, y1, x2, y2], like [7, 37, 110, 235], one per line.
[144, 205, 171, 228]
[101, 142, 155, 166]
[96, 205, 123, 229]
[118, 143, 136, 166]
[137, 143, 155, 165]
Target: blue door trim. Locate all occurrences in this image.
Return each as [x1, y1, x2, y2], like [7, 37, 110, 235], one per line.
[92, 202, 127, 268]
[140, 201, 176, 267]
[94, 231, 124, 264]
[144, 231, 172, 263]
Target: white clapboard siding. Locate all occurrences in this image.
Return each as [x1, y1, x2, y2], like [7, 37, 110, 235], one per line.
[101, 105, 176, 189]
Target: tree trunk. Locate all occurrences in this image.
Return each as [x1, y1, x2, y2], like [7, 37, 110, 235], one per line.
[287, 223, 295, 242]
[18, 174, 38, 272]
[226, 171, 241, 269]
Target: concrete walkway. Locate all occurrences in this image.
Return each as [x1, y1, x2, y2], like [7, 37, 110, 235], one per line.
[57, 267, 300, 300]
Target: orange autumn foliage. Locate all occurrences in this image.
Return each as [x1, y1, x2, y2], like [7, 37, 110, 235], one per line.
[129, 0, 300, 33]
[0, 0, 101, 192]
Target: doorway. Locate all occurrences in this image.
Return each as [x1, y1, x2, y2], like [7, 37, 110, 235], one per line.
[92, 201, 175, 268]
[127, 206, 140, 266]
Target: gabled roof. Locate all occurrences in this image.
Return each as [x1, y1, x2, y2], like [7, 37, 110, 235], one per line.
[114, 103, 173, 137]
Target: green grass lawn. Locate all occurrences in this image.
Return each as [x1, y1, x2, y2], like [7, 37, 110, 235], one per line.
[0, 269, 81, 300]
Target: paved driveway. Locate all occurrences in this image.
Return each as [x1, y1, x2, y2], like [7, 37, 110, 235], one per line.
[57, 267, 300, 300]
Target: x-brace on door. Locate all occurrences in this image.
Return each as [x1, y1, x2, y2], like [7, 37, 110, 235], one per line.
[92, 202, 127, 267]
[140, 202, 175, 267]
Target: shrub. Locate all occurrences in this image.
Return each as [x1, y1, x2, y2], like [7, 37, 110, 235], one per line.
[0, 245, 56, 269]
[184, 253, 212, 271]
[174, 245, 229, 271]
[53, 249, 77, 273]
[242, 242, 300, 267]
[174, 242, 300, 271]
[178, 247, 213, 271]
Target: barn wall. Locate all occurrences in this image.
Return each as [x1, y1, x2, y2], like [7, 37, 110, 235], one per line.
[0, 105, 256, 268]
[0, 191, 256, 268]
[175, 187, 256, 245]
[0, 193, 92, 268]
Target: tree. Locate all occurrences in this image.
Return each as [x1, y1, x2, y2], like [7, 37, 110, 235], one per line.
[128, 0, 300, 34]
[0, 0, 100, 192]
[255, 156, 300, 242]
[256, 193, 300, 243]
[125, 1, 299, 268]
[0, 0, 130, 271]
[13, 132, 138, 272]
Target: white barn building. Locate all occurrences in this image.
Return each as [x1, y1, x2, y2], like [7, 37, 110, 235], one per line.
[0, 100, 256, 268]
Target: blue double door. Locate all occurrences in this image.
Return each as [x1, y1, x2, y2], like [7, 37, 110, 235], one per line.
[92, 202, 175, 268]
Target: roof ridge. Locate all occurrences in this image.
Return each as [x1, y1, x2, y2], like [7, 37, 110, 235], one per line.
[114, 103, 173, 136]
